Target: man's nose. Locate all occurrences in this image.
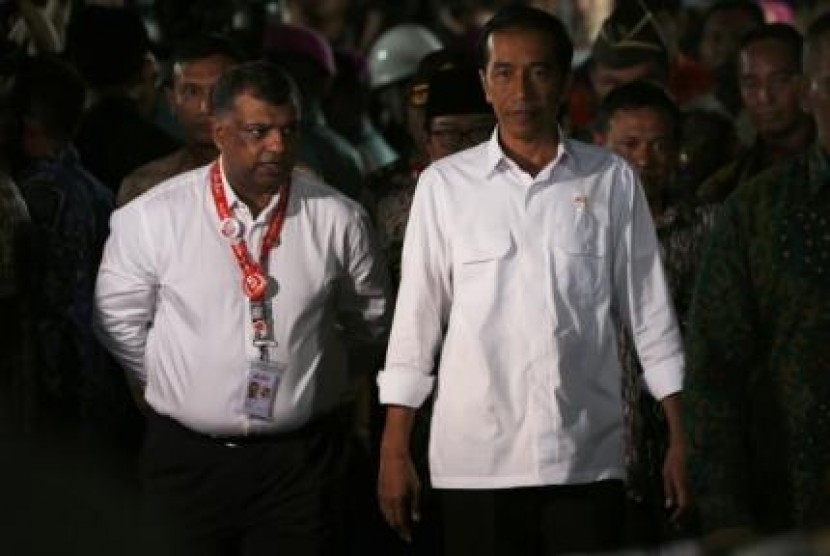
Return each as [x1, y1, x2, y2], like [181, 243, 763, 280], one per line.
[263, 129, 286, 152]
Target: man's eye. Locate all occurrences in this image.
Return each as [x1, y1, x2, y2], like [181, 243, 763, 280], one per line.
[492, 67, 511, 79]
[244, 127, 266, 139]
[280, 123, 299, 137]
[181, 84, 200, 98]
[531, 66, 552, 80]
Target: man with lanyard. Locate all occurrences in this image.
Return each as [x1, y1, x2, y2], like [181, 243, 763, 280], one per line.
[377, 6, 687, 555]
[94, 61, 390, 556]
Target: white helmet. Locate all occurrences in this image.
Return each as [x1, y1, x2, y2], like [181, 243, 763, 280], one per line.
[368, 24, 443, 90]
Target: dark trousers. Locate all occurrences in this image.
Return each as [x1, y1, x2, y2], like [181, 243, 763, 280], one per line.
[142, 410, 346, 556]
[439, 480, 625, 556]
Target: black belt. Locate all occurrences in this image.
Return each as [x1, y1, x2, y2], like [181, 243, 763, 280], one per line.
[147, 408, 343, 448]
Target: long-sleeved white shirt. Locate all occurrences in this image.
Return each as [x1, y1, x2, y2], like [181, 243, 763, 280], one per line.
[378, 133, 684, 489]
[94, 161, 389, 436]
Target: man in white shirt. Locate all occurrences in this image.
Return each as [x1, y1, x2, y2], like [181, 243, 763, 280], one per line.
[376, 6, 688, 555]
[94, 61, 389, 556]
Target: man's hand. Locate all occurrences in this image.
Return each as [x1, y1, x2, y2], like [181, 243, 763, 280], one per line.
[378, 451, 421, 542]
[659, 393, 690, 522]
[663, 437, 689, 522]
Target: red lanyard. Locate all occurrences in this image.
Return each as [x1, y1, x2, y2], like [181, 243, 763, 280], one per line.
[209, 161, 291, 301]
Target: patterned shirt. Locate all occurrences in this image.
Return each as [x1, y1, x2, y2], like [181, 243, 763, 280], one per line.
[685, 143, 830, 533]
[618, 200, 717, 507]
[0, 172, 29, 298]
[368, 159, 419, 289]
[117, 148, 203, 208]
[19, 146, 115, 427]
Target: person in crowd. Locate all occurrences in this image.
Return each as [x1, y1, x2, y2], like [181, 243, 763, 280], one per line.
[323, 48, 399, 175]
[569, 0, 711, 139]
[596, 79, 716, 547]
[0, 170, 30, 435]
[685, 11, 830, 552]
[375, 63, 494, 288]
[689, 0, 765, 138]
[94, 61, 389, 556]
[366, 23, 443, 162]
[264, 22, 366, 202]
[365, 48, 474, 253]
[377, 7, 687, 556]
[675, 108, 739, 199]
[698, 23, 813, 204]
[117, 34, 244, 207]
[9, 54, 117, 441]
[66, 5, 180, 194]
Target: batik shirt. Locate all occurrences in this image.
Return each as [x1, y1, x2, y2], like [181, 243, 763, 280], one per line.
[369, 159, 418, 289]
[619, 201, 717, 504]
[685, 143, 830, 532]
[0, 173, 29, 298]
[19, 146, 114, 426]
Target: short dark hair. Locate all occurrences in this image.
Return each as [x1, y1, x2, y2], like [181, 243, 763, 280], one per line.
[739, 23, 803, 71]
[65, 6, 150, 89]
[171, 34, 246, 66]
[596, 80, 681, 144]
[212, 61, 301, 117]
[11, 54, 86, 143]
[702, 0, 765, 30]
[804, 12, 830, 74]
[477, 4, 573, 75]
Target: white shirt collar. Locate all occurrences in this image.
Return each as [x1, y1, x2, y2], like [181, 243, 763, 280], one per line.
[483, 126, 579, 183]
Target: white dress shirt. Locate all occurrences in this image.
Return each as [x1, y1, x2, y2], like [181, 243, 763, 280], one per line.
[378, 132, 684, 489]
[94, 160, 389, 436]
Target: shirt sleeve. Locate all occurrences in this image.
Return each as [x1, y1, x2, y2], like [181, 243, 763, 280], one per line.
[611, 162, 685, 400]
[337, 205, 391, 344]
[93, 204, 158, 390]
[377, 167, 452, 408]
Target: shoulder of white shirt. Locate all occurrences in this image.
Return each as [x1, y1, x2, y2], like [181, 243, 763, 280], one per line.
[423, 135, 624, 182]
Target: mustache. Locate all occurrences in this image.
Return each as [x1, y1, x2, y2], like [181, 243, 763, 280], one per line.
[258, 153, 283, 164]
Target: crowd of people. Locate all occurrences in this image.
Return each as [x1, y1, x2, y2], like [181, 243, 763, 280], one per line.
[1, 0, 829, 555]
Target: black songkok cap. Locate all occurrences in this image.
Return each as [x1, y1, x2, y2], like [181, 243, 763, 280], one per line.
[424, 67, 493, 121]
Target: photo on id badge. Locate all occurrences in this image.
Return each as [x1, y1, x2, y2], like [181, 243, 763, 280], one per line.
[244, 359, 284, 419]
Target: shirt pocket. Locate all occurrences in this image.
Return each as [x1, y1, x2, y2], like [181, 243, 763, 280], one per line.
[552, 209, 608, 301]
[454, 230, 513, 295]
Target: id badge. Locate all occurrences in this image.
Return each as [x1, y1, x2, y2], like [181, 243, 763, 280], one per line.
[243, 360, 283, 420]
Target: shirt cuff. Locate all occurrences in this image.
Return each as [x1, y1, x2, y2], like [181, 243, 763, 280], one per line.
[642, 356, 684, 400]
[377, 366, 435, 408]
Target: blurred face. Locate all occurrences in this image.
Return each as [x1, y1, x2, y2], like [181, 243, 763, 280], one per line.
[213, 92, 300, 196]
[739, 38, 804, 138]
[591, 60, 661, 100]
[170, 54, 237, 147]
[425, 113, 496, 161]
[605, 106, 677, 204]
[700, 9, 759, 70]
[481, 27, 568, 147]
[806, 38, 830, 153]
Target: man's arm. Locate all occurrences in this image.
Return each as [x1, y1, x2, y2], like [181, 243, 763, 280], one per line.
[378, 405, 420, 542]
[337, 206, 391, 344]
[611, 165, 689, 517]
[93, 204, 158, 405]
[376, 167, 452, 541]
[660, 393, 688, 520]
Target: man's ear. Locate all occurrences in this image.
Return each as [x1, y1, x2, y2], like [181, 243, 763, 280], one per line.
[800, 74, 814, 115]
[594, 130, 607, 146]
[212, 117, 225, 151]
[165, 86, 176, 114]
[480, 69, 492, 104]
